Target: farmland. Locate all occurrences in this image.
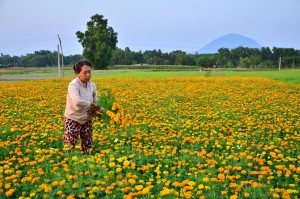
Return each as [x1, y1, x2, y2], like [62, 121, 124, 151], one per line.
[0, 73, 300, 198]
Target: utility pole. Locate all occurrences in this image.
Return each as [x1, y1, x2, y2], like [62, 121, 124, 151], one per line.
[58, 34, 64, 77]
[278, 57, 281, 71]
[58, 44, 61, 77]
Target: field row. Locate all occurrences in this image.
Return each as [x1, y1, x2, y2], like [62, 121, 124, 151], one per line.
[0, 76, 299, 198]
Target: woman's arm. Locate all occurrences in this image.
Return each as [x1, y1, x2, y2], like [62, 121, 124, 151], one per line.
[68, 84, 91, 109]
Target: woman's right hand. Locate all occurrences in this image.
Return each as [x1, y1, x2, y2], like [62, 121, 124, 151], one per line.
[99, 107, 105, 113]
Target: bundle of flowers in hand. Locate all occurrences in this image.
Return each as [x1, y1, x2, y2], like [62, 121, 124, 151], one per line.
[93, 88, 126, 125]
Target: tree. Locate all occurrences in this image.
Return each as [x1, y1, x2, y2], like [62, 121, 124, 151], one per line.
[168, 50, 186, 65]
[218, 48, 231, 67]
[273, 47, 296, 68]
[144, 49, 163, 65]
[76, 14, 118, 69]
[260, 47, 273, 61]
[175, 52, 195, 65]
[231, 46, 245, 66]
[196, 54, 218, 67]
[133, 50, 144, 64]
[239, 57, 251, 68]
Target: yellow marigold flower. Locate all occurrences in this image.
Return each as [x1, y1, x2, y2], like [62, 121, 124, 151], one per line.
[38, 168, 45, 175]
[59, 180, 66, 186]
[198, 184, 204, 189]
[92, 186, 99, 192]
[230, 195, 238, 199]
[182, 191, 192, 198]
[135, 185, 143, 191]
[89, 194, 96, 199]
[172, 181, 180, 187]
[72, 183, 78, 189]
[123, 160, 130, 167]
[276, 170, 282, 176]
[218, 167, 225, 172]
[89, 164, 94, 169]
[252, 182, 259, 188]
[30, 192, 36, 197]
[221, 190, 228, 195]
[109, 162, 115, 167]
[116, 167, 122, 173]
[211, 177, 218, 182]
[142, 187, 150, 194]
[5, 189, 15, 197]
[57, 190, 63, 195]
[188, 181, 195, 186]
[217, 173, 225, 180]
[128, 178, 136, 185]
[71, 156, 78, 161]
[5, 183, 11, 189]
[112, 102, 117, 111]
[44, 186, 52, 193]
[66, 194, 75, 199]
[203, 177, 209, 182]
[289, 184, 295, 187]
[160, 187, 172, 196]
[289, 164, 296, 170]
[277, 153, 284, 158]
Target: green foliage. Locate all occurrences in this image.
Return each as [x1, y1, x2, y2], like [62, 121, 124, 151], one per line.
[0, 50, 82, 67]
[96, 88, 118, 122]
[175, 53, 196, 65]
[195, 55, 217, 67]
[76, 14, 118, 69]
[0, 76, 300, 198]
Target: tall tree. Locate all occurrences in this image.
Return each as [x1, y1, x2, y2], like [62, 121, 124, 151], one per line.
[260, 47, 273, 61]
[218, 48, 231, 67]
[76, 14, 118, 69]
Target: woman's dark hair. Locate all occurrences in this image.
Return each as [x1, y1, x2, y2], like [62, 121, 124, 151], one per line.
[73, 60, 92, 74]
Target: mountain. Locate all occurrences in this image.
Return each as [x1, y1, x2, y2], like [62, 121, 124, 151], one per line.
[196, 33, 261, 54]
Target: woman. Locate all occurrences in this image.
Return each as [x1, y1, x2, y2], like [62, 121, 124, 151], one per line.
[64, 60, 104, 154]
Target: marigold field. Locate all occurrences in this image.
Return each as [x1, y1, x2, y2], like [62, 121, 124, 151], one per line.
[0, 76, 299, 199]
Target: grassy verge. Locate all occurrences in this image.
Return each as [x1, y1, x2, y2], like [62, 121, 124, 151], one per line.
[203, 69, 300, 84]
[1, 67, 300, 84]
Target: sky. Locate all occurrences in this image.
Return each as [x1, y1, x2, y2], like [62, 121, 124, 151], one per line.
[1, 0, 300, 56]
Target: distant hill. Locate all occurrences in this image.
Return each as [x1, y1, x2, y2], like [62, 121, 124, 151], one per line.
[196, 33, 261, 54]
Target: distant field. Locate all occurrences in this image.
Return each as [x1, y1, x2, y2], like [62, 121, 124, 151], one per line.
[0, 67, 300, 84]
[203, 69, 300, 84]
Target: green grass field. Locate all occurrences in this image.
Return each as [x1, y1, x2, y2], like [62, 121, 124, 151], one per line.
[1, 67, 300, 84]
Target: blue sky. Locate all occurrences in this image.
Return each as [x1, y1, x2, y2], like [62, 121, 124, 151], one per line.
[1, 0, 300, 56]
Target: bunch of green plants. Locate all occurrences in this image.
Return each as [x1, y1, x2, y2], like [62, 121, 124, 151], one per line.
[96, 88, 119, 122]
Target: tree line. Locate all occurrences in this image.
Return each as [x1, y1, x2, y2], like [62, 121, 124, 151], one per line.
[111, 46, 300, 69]
[0, 51, 83, 68]
[1, 46, 300, 69]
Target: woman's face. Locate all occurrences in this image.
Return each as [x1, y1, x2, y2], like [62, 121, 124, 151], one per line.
[77, 65, 91, 84]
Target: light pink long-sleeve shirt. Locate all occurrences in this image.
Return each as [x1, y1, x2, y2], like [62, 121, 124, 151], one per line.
[64, 77, 98, 124]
